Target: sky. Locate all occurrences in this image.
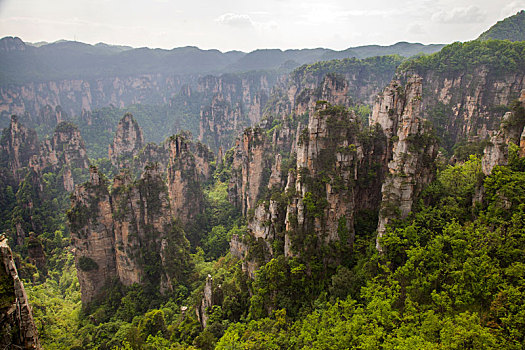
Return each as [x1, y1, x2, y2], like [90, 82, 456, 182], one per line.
[0, 0, 524, 52]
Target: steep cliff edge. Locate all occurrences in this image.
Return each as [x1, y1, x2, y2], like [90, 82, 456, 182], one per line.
[0, 118, 90, 250]
[108, 113, 145, 169]
[482, 90, 525, 175]
[167, 135, 207, 224]
[69, 130, 211, 302]
[68, 167, 116, 304]
[371, 76, 438, 250]
[264, 56, 403, 119]
[197, 73, 274, 152]
[399, 40, 525, 149]
[0, 236, 40, 349]
[0, 116, 39, 183]
[69, 164, 194, 303]
[227, 102, 387, 277]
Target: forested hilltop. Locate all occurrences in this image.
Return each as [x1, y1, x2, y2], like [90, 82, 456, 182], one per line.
[1, 11, 525, 350]
[478, 10, 525, 42]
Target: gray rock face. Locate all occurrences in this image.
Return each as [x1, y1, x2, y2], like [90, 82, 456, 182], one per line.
[70, 134, 209, 303]
[0, 116, 39, 182]
[30, 122, 89, 191]
[482, 91, 525, 175]
[109, 113, 145, 169]
[0, 236, 40, 349]
[371, 76, 438, 251]
[196, 275, 214, 328]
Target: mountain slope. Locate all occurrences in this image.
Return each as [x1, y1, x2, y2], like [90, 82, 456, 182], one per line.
[478, 10, 525, 42]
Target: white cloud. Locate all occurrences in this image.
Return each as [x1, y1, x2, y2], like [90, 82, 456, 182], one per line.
[432, 6, 486, 24]
[215, 13, 254, 28]
[500, 1, 525, 18]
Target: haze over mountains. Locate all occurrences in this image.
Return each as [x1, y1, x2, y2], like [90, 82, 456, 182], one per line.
[0, 36, 444, 84]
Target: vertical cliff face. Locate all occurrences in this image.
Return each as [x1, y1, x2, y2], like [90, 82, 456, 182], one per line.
[112, 165, 186, 292]
[228, 73, 442, 273]
[167, 135, 206, 224]
[0, 117, 90, 250]
[400, 66, 525, 148]
[228, 127, 272, 216]
[482, 90, 525, 175]
[196, 274, 214, 328]
[371, 76, 438, 250]
[199, 94, 244, 152]
[294, 74, 352, 116]
[0, 115, 39, 182]
[197, 73, 274, 152]
[283, 103, 387, 256]
[264, 56, 402, 119]
[69, 130, 210, 303]
[0, 74, 192, 124]
[0, 236, 40, 350]
[70, 163, 195, 303]
[69, 167, 116, 304]
[133, 142, 170, 176]
[108, 113, 145, 169]
[228, 100, 386, 275]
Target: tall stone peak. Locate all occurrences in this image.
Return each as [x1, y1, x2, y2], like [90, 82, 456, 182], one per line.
[372, 75, 438, 251]
[0, 115, 39, 182]
[70, 162, 194, 303]
[228, 126, 271, 216]
[30, 121, 89, 191]
[167, 134, 206, 224]
[108, 113, 145, 168]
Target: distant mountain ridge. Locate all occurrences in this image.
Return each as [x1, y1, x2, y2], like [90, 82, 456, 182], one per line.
[0, 36, 445, 85]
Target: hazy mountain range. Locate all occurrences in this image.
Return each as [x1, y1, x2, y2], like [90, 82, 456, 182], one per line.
[0, 36, 444, 85]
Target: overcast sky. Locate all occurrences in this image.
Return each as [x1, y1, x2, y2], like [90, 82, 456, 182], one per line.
[0, 0, 523, 52]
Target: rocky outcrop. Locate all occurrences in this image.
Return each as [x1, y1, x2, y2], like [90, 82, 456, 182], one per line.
[284, 103, 386, 256]
[403, 66, 525, 147]
[293, 74, 352, 116]
[228, 127, 271, 216]
[0, 74, 192, 123]
[167, 135, 206, 224]
[371, 76, 438, 251]
[69, 136, 207, 302]
[229, 74, 442, 270]
[482, 90, 525, 175]
[199, 94, 243, 153]
[30, 122, 89, 191]
[229, 100, 387, 273]
[196, 275, 214, 328]
[109, 113, 145, 169]
[197, 73, 274, 152]
[264, 56, 402, 119]
[133, 142, 170, 176]
[0, 115, 39, 182]
[0, 236, 40, 349]
[68, 167, 116, 303]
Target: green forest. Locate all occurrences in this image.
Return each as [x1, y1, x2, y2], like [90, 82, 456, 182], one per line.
[11, 137, 525, 350]
[1, 13, 525, 349]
